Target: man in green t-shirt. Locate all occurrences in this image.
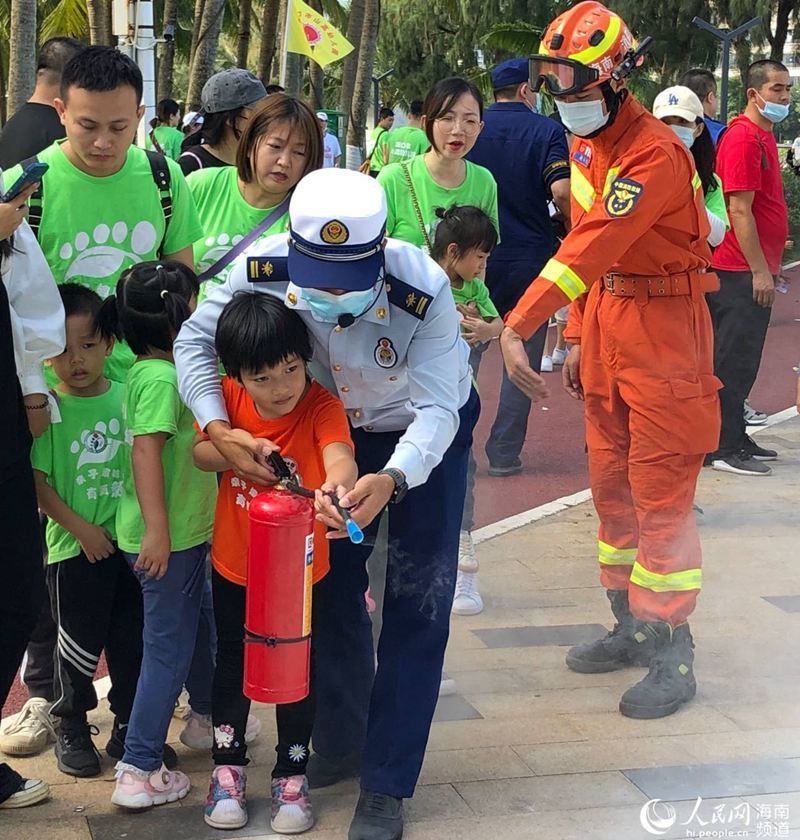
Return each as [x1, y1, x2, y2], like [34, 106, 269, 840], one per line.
[7, 46, 203, 382]
[372, 100, 429, 174]
[367, 107, 395, 177]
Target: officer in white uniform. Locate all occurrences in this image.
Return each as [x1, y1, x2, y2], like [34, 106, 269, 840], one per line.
[174, 168, 477, 840]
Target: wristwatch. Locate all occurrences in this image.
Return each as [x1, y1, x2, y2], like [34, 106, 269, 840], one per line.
[377, 468, 408, 504]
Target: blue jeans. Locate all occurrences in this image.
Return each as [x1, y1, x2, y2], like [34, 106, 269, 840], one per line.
[122, 544, 207, 771]
[183, 556, 216, 716]
[484, 257, 550, 468]
[312, 388, 479, 798]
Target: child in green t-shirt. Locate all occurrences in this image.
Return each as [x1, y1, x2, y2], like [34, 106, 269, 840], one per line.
[31, 284, 144, 779]
[99, 261, 217, 810]
[431, 205, 502, 619]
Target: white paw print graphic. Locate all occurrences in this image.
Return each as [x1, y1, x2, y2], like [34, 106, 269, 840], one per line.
[199, 233, 245, 284]
[70, 419, 122, 470]
[60, 222, 158, 295]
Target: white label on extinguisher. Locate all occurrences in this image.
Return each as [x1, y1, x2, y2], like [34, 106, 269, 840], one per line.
[303, 533, 314, 637]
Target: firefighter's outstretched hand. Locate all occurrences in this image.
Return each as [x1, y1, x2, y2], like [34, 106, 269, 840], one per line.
[500, 326, 550, 401]
[316, 473, 394, 538]
[562, 345, 584, 401]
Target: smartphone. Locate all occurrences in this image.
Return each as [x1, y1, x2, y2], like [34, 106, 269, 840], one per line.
[1, 162, 49, 203]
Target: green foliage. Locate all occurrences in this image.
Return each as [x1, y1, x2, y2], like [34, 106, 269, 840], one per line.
[41, 0, 89, 40]
[782, 165, 800, 235]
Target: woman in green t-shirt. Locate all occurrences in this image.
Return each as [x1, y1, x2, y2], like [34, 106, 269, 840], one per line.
[652, 85, 730, 248]
[377, 77, 499, 253]
[146, 99, 185, 161]
[189, 94, 324, 301]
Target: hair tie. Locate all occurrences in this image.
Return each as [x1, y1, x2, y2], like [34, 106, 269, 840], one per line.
[160, 289, 169, 300]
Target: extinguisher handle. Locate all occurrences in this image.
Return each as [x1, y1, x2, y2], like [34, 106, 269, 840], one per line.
[328, 493, 364, 544]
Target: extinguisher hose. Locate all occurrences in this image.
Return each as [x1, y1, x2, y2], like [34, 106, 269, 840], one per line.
[283, 478, 365, 545]
[244, 628, 311, 647]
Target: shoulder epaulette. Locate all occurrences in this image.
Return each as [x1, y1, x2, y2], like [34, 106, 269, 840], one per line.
[385, 274, 435, 320]
[246, 256, 289, 283]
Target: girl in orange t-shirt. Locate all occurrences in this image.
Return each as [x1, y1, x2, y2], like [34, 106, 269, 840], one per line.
[193, 292, 356, 834]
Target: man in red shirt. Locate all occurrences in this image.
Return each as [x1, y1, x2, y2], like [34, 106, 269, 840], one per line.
[706, 59, 791, 476]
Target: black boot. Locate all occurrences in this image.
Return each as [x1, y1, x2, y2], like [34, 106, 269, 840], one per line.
[55, 717, 101, 778]
[619, 622, 697, 719]
[105, 718, 178, 769]
[566, 590, 656, 673]
[348, 791, 404, 840]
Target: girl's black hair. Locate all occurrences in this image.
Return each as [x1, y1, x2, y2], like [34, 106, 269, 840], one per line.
[422, 77, 484, 152]
[182, 107, 247, 148]
[150, 97, 180, 130]
[691, 119, 718, 196]
[98, 261, 199, 356]
[430, 205, 498, 263]
[59, 282, 114, 340]
[216, 292, 312, 380]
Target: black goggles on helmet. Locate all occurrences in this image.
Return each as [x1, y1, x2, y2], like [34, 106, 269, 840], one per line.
[528, 56, 601, 96]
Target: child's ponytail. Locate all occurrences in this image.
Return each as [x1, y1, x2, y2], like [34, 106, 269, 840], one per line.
[111, 261, 199, 356]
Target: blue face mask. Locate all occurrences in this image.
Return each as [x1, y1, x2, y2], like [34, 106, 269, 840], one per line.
[670, 125, 697, 149]
[756, 91, 790, 124]
[302, 284, 379, 323]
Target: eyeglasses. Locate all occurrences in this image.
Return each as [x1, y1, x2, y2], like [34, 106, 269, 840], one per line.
[435, 114, 481, 135]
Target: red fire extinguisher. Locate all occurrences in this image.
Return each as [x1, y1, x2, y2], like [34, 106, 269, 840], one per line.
[244, 488, 314, 705]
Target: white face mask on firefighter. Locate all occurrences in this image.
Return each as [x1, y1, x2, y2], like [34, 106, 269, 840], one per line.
[555, 98, 610, 137]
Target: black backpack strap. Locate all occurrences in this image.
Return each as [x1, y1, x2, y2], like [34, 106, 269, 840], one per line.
[19, 155, 43, 239]
[144, 150, 172, 256]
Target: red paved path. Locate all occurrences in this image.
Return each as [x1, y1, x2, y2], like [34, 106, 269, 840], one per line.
[4, 275, 799, 717]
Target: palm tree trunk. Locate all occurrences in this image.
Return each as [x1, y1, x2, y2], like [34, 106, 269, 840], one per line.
[258, 0, 281, 83]
[347, 0, 379, 153]
[237, 0, 254, 68]
[189, 0, 208, 69]
[187, 0, 227, 109]
[339, 0, 365, 122]
[158, 0, 179, 100]
[7, 0, 36, 117]
[87, 0, 111, 45]
[0, 43, 7, 126]
[307, 0, 324, 108]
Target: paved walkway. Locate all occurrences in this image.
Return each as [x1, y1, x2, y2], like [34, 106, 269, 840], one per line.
[4, 416, 800, 840]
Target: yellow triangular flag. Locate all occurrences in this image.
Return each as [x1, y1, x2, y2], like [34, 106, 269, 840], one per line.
[286, 0, 354, 68]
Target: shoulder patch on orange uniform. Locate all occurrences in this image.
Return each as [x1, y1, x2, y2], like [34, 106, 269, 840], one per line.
[604, 178, 643, 217]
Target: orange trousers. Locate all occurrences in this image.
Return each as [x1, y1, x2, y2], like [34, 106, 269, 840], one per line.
[579, 281, 721, 625]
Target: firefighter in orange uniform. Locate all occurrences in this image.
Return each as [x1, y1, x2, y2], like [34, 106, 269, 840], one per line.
[500, 1, 721, 719]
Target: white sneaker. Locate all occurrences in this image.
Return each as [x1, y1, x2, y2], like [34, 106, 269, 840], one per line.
[452, 571, 484, 616]
[0, 776, 50, 809]
[551, 346, 569, 366]
[540, 354, 554, 372]
[458, 530, 478, 573]
[0, 697, 58, 757]
[179, 709, 262, 750]
[439, 677, 457, 696]
[743, 399, 768, 425]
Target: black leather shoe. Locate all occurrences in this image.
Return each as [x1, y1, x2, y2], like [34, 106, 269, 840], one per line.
[348, 790, 404, 840]
[105, 718, 178, 769]
[306, 750, 360, 789]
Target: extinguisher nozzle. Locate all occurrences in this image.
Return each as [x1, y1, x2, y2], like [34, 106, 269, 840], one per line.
[346, 518, 365, 544]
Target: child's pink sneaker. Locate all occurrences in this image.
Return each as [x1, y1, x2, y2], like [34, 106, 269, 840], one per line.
[111, 762, 190, 809]
[204, 765, 248, 829]
[270, 775, 314, 834]
[179, 709, 263, 750]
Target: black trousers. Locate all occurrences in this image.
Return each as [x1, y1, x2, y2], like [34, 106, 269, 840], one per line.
[0, 461, 45, 716]
[211, 568, 320, 778]
[22, 528, 57, 702]
[706, 270, 773, 458]
[47, 549, 143, 724]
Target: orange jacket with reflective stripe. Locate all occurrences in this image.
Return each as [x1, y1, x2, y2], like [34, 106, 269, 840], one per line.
[505, 95, 713, 340]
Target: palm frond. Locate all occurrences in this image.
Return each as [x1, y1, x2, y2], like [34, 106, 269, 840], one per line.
[41, 0, 89, 40]
[480, 22, 542, 55]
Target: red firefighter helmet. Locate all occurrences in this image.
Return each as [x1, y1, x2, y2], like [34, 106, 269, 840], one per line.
[530, 2, 637, 96]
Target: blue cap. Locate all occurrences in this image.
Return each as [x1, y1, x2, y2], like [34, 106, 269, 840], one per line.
[491, 58, 529, 90]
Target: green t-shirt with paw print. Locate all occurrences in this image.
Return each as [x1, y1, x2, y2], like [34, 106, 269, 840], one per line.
[5, 140, 203, 382]
[31, 382, 127, 563]
[187, 165, 290, 302]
